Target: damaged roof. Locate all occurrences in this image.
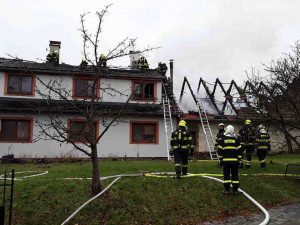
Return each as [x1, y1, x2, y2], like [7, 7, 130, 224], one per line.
[0, 58, 165, 80]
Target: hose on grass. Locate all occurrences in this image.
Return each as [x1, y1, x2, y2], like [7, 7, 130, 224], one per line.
[202, 175, 270, 225]
[2, 170, 269, 224]
[61, 176, 121, 225]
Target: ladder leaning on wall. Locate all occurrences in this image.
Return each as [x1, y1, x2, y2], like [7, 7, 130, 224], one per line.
[179, 76, 219, 160]
[197, 101, 219, 160]
[162, 86, 174, 161]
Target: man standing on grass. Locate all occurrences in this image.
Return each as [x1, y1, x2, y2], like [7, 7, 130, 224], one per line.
[218, 125, 242, 194]
[255, 124, 271, 168]
[169, 120, 194, 179]
[238, 120, 256, 168]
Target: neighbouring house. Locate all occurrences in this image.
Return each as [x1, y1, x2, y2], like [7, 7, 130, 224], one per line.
[0, 41, 180, 159]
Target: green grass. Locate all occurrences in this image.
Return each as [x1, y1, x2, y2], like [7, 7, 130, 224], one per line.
[0, 154, 300, 225]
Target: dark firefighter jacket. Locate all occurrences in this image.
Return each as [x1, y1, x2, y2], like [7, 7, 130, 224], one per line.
[46, 51, 58, 63]
[215, 129, 225, 147]
[255, 131, 271, 151]
[238, 125, 255, 146]
[218, 135, 242, 163]
[170, 127, 194, 154]
[137, 57, 149, 69]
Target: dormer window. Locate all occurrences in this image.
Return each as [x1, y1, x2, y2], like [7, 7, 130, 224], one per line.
[73, 77, 100, 99]
[132, 81, 157, 102]
[5, 73, 35, 96]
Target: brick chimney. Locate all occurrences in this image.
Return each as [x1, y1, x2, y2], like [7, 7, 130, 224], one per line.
[49, 41, 61, 62]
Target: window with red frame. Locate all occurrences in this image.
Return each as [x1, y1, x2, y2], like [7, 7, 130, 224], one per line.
[7, 74, 33, 95]
[74, 78, 99, 98]
[68, 121, 97, 142]
[133, 82, 155, 100]
[0, 119, 31, 141]
[131, 122, 157, 143]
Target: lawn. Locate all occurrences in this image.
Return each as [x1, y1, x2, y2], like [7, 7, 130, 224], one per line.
[0, 154, 300, 225]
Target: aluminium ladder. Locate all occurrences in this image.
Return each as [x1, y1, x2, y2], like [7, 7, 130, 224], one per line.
[162, 96, 174, 161]
[197, 101, 219, 160]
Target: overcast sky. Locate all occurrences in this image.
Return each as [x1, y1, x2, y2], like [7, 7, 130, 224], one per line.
[1, 0, 300, 102]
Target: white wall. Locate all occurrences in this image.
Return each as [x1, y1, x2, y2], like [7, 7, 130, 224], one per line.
[0, 113, 168, 158]
[0, 72, 163, 103]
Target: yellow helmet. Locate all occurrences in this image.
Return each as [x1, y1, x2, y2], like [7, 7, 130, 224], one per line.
[245, 120, 251, 125]
[179, 120, 186, 127]
[82, 58, 86, 62]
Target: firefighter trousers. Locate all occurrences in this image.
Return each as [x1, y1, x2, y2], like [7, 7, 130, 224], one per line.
[257, 149, 267, 167]
[241, 145, 254, 167]
[223, 162, 239, 191]
[174, 150, 189, 176]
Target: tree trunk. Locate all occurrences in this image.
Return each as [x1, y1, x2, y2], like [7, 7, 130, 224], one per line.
[91, 144, 101, 195]
[285, 133, 294, 154]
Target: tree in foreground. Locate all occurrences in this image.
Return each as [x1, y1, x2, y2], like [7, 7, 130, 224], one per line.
[34, 4, 158, 195]
[246, 42, 300, 153]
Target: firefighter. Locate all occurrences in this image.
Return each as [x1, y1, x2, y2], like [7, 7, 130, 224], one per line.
[169, 120, 194, 179]
[255, 125, 271, 168]
[157, 62, 168, 75]
[216, 123, 225, 167]
[238, 120, 256, 168]
[218, 125, 242, 194]
[79, 58, 88, 68]
[46, 50, 59, 64]
[137, 56, 149, 69]
[98, 54, 107, 68]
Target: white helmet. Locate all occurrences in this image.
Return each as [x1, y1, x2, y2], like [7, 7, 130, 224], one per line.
[225, 125, 234, 135]
[258, 124, 265, 130]
[219, 123, 225, 127]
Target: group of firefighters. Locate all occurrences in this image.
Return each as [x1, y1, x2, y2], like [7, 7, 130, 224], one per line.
[46, 51, 169, 75]
[169, 119, 271, 194]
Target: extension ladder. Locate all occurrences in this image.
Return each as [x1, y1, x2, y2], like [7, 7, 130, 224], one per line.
[163, 97, 174, 161]
[197, 101, 219, 160]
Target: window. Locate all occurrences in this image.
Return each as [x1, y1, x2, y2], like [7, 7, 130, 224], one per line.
[130, 121, 159, 144]
[68, 120, 99, 143]
[0, 118, 32, 142]
[5, 73, 35, 96]
[132, 81, 156, 101]
[73, 78, 100, 98]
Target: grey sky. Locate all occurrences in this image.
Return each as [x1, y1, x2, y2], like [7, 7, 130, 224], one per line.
[1, 0, 300, 102]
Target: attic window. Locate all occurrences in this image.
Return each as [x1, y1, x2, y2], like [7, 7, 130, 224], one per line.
[73, 77, 100, 99]
[132, 81, 156, 101]
[5, 73, 35, 96]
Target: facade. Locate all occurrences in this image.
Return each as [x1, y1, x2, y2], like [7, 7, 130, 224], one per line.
[0, 56, 179, 158]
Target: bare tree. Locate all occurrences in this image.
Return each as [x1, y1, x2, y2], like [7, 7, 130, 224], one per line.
[246, 42, 300, 153]
[34, 4, 158, 195]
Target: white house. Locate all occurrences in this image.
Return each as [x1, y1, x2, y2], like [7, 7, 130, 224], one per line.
[0, 42, 179, 158]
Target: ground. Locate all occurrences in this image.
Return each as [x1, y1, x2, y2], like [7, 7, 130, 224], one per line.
[0, 153, 300, 225]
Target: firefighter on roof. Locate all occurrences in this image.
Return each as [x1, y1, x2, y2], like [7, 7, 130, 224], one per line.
[80, 58, 88, 68]
[98, 54, 107, 68]
[137, 56, 149, 69]
[218, 125, 242, 194]
[169, 120, 194, 179]
[215, 123, 225, 167]
[255, 125, 271, 168]
[238, 120, 256, 168]
[157, 62, 168, 75]
[46, 50, 59, 64]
